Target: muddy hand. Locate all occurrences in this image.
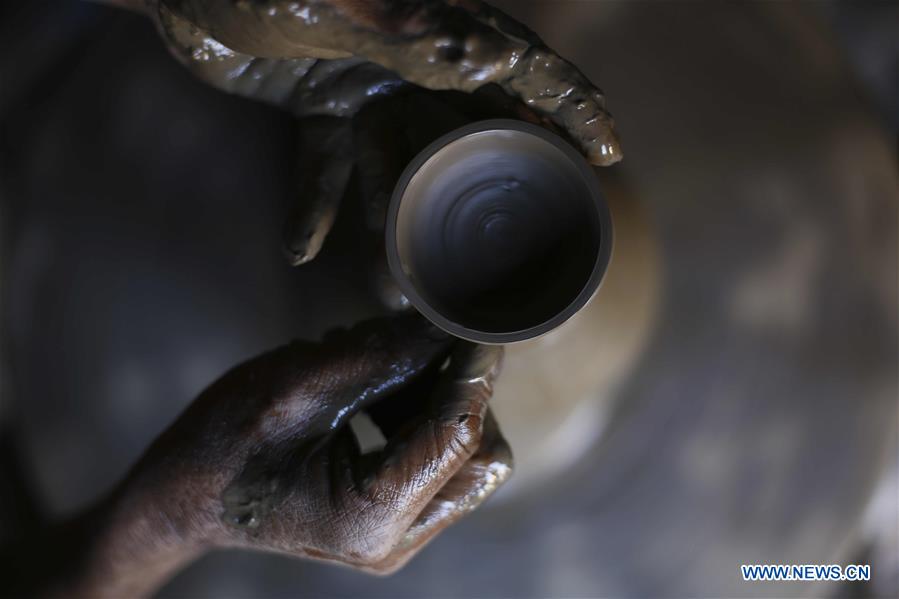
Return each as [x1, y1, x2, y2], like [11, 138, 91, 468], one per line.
[125, 314, 509, 576]
[118, 0, 621, 265]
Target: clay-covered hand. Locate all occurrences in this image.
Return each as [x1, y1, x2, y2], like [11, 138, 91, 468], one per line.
[71, 314, 510, 597]
[131, 0, 621, 266]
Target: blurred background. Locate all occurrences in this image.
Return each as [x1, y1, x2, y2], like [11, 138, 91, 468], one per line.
[0, 1, 896, 597]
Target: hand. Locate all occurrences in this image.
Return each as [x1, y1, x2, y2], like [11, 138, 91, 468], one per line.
[129, 0, 621, 269]
[59, 315, 509, 597]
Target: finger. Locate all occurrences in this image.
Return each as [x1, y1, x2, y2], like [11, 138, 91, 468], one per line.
[157, 3, 319, 108]
[370, 243, 411, 312]
[358, 344, 504, 546]
[167, 0, 621, 165]
[286, 58, 408, 118]
[502, 49, 622, 166]
[446, 0, 544, 46]
[351, 101, 411, 308]
[329, 2, 623, 165]
[355, 91, 471, 310]
[234, 314, 454, 438]
[353, 94, 448, 232]
[283, 116, 354, 265]
[364, 350, 445, 440]
[352, 107, 407, 233]
[159, 3, 406, 119]
[361, 408, 512, 575]
[251, 342, 495, 568]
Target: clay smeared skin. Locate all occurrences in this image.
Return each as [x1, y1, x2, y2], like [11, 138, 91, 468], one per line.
[60, 315, 510, 596]
[284, 115, 355, 264]
[357, 410, 512, 574]
[156, 0, 620, 163]
[144, 0, 621, 266]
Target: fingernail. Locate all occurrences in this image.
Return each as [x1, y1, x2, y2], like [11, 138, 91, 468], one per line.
[283, 229, 322, 266]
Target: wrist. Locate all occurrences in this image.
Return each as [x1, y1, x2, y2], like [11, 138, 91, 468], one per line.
[64, 469, 213, 598]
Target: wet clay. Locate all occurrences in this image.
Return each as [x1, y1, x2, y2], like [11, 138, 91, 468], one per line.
[203, 324, 509, 573]
[154, 0, 621, 165]
[157, 4, 406, 117]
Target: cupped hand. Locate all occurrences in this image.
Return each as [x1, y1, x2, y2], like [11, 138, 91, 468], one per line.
[135, 0, 621, 268]
[130, 314, 510, 574]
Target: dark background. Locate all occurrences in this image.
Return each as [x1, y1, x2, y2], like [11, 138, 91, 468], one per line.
[1, 1, 896, 597]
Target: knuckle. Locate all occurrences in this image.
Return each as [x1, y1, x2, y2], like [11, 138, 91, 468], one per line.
[330, 495, 403, 564]
[446, 416, 482, 457]
[335, 520, 397, 565]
